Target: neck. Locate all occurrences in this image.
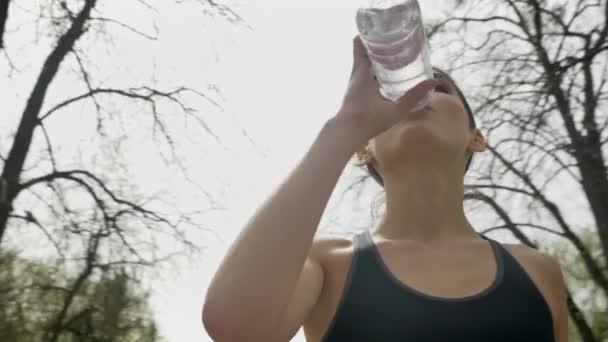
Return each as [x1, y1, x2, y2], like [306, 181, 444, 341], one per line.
[373, 163, 479, 243]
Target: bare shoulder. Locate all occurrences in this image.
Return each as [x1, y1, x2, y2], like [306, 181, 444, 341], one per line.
[501, 242, 562, 266]
[501, 242, 564, 273]
[501, 243, 567, 304]
[308, 234, 358, 274]
[516, 243, 565, 286]
[500, 242, 568, 340]
[309, 234, 354, 261]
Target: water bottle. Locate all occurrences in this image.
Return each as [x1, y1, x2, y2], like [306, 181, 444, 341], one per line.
[356, 0, 434, 103]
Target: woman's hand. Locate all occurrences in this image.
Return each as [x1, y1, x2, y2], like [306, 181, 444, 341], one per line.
[334, 36, 438, 146]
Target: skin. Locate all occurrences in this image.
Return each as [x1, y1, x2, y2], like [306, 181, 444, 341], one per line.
[356, 70, 487, 244]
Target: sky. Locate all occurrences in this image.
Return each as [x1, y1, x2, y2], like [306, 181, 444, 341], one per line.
[0, 0, 571, 341]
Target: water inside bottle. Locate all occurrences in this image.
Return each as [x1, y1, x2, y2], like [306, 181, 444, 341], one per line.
[356, 1, 433, 102]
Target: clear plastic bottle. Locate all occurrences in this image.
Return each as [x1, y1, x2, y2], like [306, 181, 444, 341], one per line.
[356, 0, 433, 103]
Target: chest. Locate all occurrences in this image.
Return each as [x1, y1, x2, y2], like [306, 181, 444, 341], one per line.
[303, 243, 556, 342]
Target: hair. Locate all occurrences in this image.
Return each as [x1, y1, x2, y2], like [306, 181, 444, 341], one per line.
[365, 67, 477, 188]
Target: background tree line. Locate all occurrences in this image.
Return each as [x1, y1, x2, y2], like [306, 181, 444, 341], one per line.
[0, 0, 242, 340]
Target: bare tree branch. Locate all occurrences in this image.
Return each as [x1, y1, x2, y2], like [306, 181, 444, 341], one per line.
[8, 213, 64, 258]
[38, 121, 58, 172]
[187, 0, 251, 28]
[89, 16, 158, 41]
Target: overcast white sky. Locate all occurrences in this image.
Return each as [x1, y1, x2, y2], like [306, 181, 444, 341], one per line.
[1, 1, 568, 341]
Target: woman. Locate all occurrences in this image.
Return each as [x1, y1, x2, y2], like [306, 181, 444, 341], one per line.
[202, 36, 569, 342]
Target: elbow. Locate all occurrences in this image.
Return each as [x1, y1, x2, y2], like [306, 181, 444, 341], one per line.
[201, 300, 221, 340]
[202, 297, 276, 342]
[202, 298, 238, 341]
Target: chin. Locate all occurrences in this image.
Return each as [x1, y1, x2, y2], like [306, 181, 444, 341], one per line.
[386, 128, 447, 159]
[396, 122, 442, 144]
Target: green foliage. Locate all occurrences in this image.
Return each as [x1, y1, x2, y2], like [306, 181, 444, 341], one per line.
[0, 250, 163, 342]
[547, 229, 608, 342]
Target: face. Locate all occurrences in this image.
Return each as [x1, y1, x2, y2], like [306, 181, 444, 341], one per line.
[368, 71, 482, 176]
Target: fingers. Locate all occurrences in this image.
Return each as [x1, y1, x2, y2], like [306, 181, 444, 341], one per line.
[397, 78, 439, 109]
[353, 36, 368, 62]
[350, 35, 371, 78]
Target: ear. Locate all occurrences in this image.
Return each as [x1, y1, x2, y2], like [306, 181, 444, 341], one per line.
[356, 143, 376, 167]
[468, 129, 487, 153]
[355, 143, 374, 164]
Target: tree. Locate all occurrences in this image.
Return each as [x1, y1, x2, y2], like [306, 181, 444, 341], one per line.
[548, 228, 608, 341]
[0, 248, 161, 341]
[0, 0, 243, 339]
[0, 0, 240, 243]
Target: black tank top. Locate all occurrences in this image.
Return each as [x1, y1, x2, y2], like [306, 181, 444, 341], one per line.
[321, 231, 554, 342]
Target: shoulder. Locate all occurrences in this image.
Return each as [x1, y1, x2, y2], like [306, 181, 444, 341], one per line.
[501, 242, 568, 319]
[524, 244, 567, 295]
[500, 242, 567, 308]
[502, 242, 565, 279]
[502, 242, 564, 271]
[502, 242, 569, 341]
[309, 234, 354, 260]
[307, 234, 360, 273]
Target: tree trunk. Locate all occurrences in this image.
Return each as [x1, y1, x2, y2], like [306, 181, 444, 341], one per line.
[0, 0, 9, 49]
[0, 0, 97, 245]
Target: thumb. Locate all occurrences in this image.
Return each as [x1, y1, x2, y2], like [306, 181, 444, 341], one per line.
[350, 36, 371, 77]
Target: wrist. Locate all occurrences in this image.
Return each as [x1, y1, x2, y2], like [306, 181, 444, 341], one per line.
[321, 116, 367, 156]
